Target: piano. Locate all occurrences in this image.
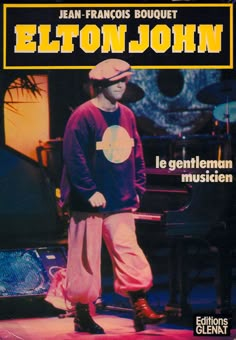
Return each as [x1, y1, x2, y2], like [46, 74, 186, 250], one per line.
[134, 167, 236, 317]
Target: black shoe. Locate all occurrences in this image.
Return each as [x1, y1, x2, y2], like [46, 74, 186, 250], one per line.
[74, 303, 105, 334]
[74, 317, 105, 334]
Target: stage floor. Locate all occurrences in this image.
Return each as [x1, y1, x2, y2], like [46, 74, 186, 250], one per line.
[1, 314, 236, 340]
[0, 241, 235, 339]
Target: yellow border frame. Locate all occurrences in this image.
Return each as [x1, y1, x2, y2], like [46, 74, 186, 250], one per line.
[3, 3, 234, 70]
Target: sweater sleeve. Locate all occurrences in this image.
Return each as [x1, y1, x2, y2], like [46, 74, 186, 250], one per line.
[62, 110, 97, 201]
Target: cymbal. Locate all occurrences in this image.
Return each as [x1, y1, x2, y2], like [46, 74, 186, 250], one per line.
[197, 79, 236, 105]
[83, 81, 144, 103]
[213, 101, 236, 123]
[121, 82, 145, 103]
[135, 116, 158, 135]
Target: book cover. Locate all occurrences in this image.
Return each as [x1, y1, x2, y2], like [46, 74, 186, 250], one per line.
[0, 1, 235, 338]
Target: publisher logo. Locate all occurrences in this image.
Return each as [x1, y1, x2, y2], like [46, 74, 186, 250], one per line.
[193, 315, 231, 336]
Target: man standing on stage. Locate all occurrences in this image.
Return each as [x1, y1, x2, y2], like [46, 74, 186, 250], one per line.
[61, 58, 166, 334]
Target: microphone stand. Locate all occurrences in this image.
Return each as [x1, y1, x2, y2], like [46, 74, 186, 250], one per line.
[223, 97, 232, 161]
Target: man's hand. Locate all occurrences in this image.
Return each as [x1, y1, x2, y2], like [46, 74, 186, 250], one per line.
[88, 191, 107, 208]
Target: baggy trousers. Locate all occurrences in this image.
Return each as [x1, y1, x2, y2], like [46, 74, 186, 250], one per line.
[66, 211, 153, 304]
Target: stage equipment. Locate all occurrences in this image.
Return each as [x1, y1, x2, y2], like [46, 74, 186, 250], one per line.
[163, 180, 234, 316]
[213, 102, 236, 123]
[197, 79, 236, 106]
[197, 80, 236, 136]
[37, 138, 63, 188]
[134, 164, 235, 317]
[121, 82, 145, 103]
[135, 116, 163, 136]
[0, 247, 67, 298]
[83, 81, 145, 103]
[129, 69, 221, 135]
[36, 139, 69, 227]
[141, 134, 227, 167]
[36, 247, 67, 282]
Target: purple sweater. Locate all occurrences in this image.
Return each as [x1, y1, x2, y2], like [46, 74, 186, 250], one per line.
[61, 100, 146, 212]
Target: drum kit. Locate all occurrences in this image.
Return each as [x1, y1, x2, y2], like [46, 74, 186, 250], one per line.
[196, 79, 236, 161]
[128, 78, 236, 161]
[84, 77, 236, 133]
[38, 79, 236, 172]
[121, 78, 236, 137]
[197, 79, 236, 134]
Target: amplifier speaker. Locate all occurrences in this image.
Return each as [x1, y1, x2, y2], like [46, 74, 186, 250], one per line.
[0, 247, 67, 298]
[36, 246, 67, 282]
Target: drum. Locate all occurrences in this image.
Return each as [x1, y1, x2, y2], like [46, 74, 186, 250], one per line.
[142, 134, 228, 167]
[213, 101, 236, 123]
[173, 134, 227, 161]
